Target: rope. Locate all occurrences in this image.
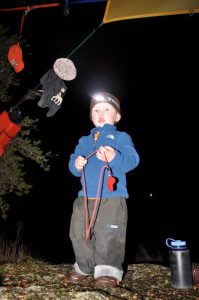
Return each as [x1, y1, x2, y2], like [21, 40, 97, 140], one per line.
[18, 8, 31, 44]
[67, 23, 103, 58]
[82, 149, 110, 241]
[0, 3, 60, 12]
[85, 165, 107, 241]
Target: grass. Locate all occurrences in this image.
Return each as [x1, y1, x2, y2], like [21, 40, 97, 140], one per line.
[0, 222, 30, 263]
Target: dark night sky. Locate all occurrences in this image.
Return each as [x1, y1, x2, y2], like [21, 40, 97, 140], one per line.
[0, 2, 199, 263]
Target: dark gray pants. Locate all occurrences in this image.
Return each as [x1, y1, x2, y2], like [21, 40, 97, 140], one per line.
[69, 196, 128, 279]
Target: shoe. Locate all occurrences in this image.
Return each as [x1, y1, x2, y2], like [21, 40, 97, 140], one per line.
[95, 276, 119, 287]
[66, 269, 88, 283]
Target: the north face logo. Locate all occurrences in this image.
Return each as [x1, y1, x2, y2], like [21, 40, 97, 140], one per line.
[106, 134, 114, 139]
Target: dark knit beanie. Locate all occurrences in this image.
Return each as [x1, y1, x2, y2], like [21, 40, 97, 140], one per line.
[90, 92, 121, 117]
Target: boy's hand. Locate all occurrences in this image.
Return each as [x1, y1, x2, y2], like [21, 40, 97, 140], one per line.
[75, 156, 87, 171]
[96, 146, 115, 162]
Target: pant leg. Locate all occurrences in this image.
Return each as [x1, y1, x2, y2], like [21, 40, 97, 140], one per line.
[69, 197, 95, 274]
[93, 197, 128, 281]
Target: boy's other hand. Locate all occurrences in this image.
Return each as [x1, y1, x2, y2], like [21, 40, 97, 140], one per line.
[75, 156, 87, 171]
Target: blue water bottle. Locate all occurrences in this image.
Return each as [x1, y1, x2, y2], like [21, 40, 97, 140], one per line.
[166, 238, 192, 289]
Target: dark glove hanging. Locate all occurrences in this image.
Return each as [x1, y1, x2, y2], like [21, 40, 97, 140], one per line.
[46, 86, 67, 117]
[37, 68, 67, 117]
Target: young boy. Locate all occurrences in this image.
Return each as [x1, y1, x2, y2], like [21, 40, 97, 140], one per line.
[68, 92, 140, 287]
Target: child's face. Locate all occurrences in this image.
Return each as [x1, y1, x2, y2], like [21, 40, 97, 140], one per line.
[91, 102, 121, 127]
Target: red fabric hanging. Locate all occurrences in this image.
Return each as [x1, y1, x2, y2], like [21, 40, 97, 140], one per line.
[0, 111, 21, 157]
[8, 43, 24, 73]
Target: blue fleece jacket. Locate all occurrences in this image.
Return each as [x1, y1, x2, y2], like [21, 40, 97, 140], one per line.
[68, 124, 140, 198]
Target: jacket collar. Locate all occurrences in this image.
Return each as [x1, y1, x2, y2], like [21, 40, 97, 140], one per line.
[91, 123, 116, 135]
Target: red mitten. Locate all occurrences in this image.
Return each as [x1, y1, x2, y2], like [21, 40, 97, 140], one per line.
[8, 44, 24, 73]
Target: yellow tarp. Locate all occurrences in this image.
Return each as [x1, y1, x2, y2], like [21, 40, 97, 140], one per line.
[103, 0, 199, 24]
